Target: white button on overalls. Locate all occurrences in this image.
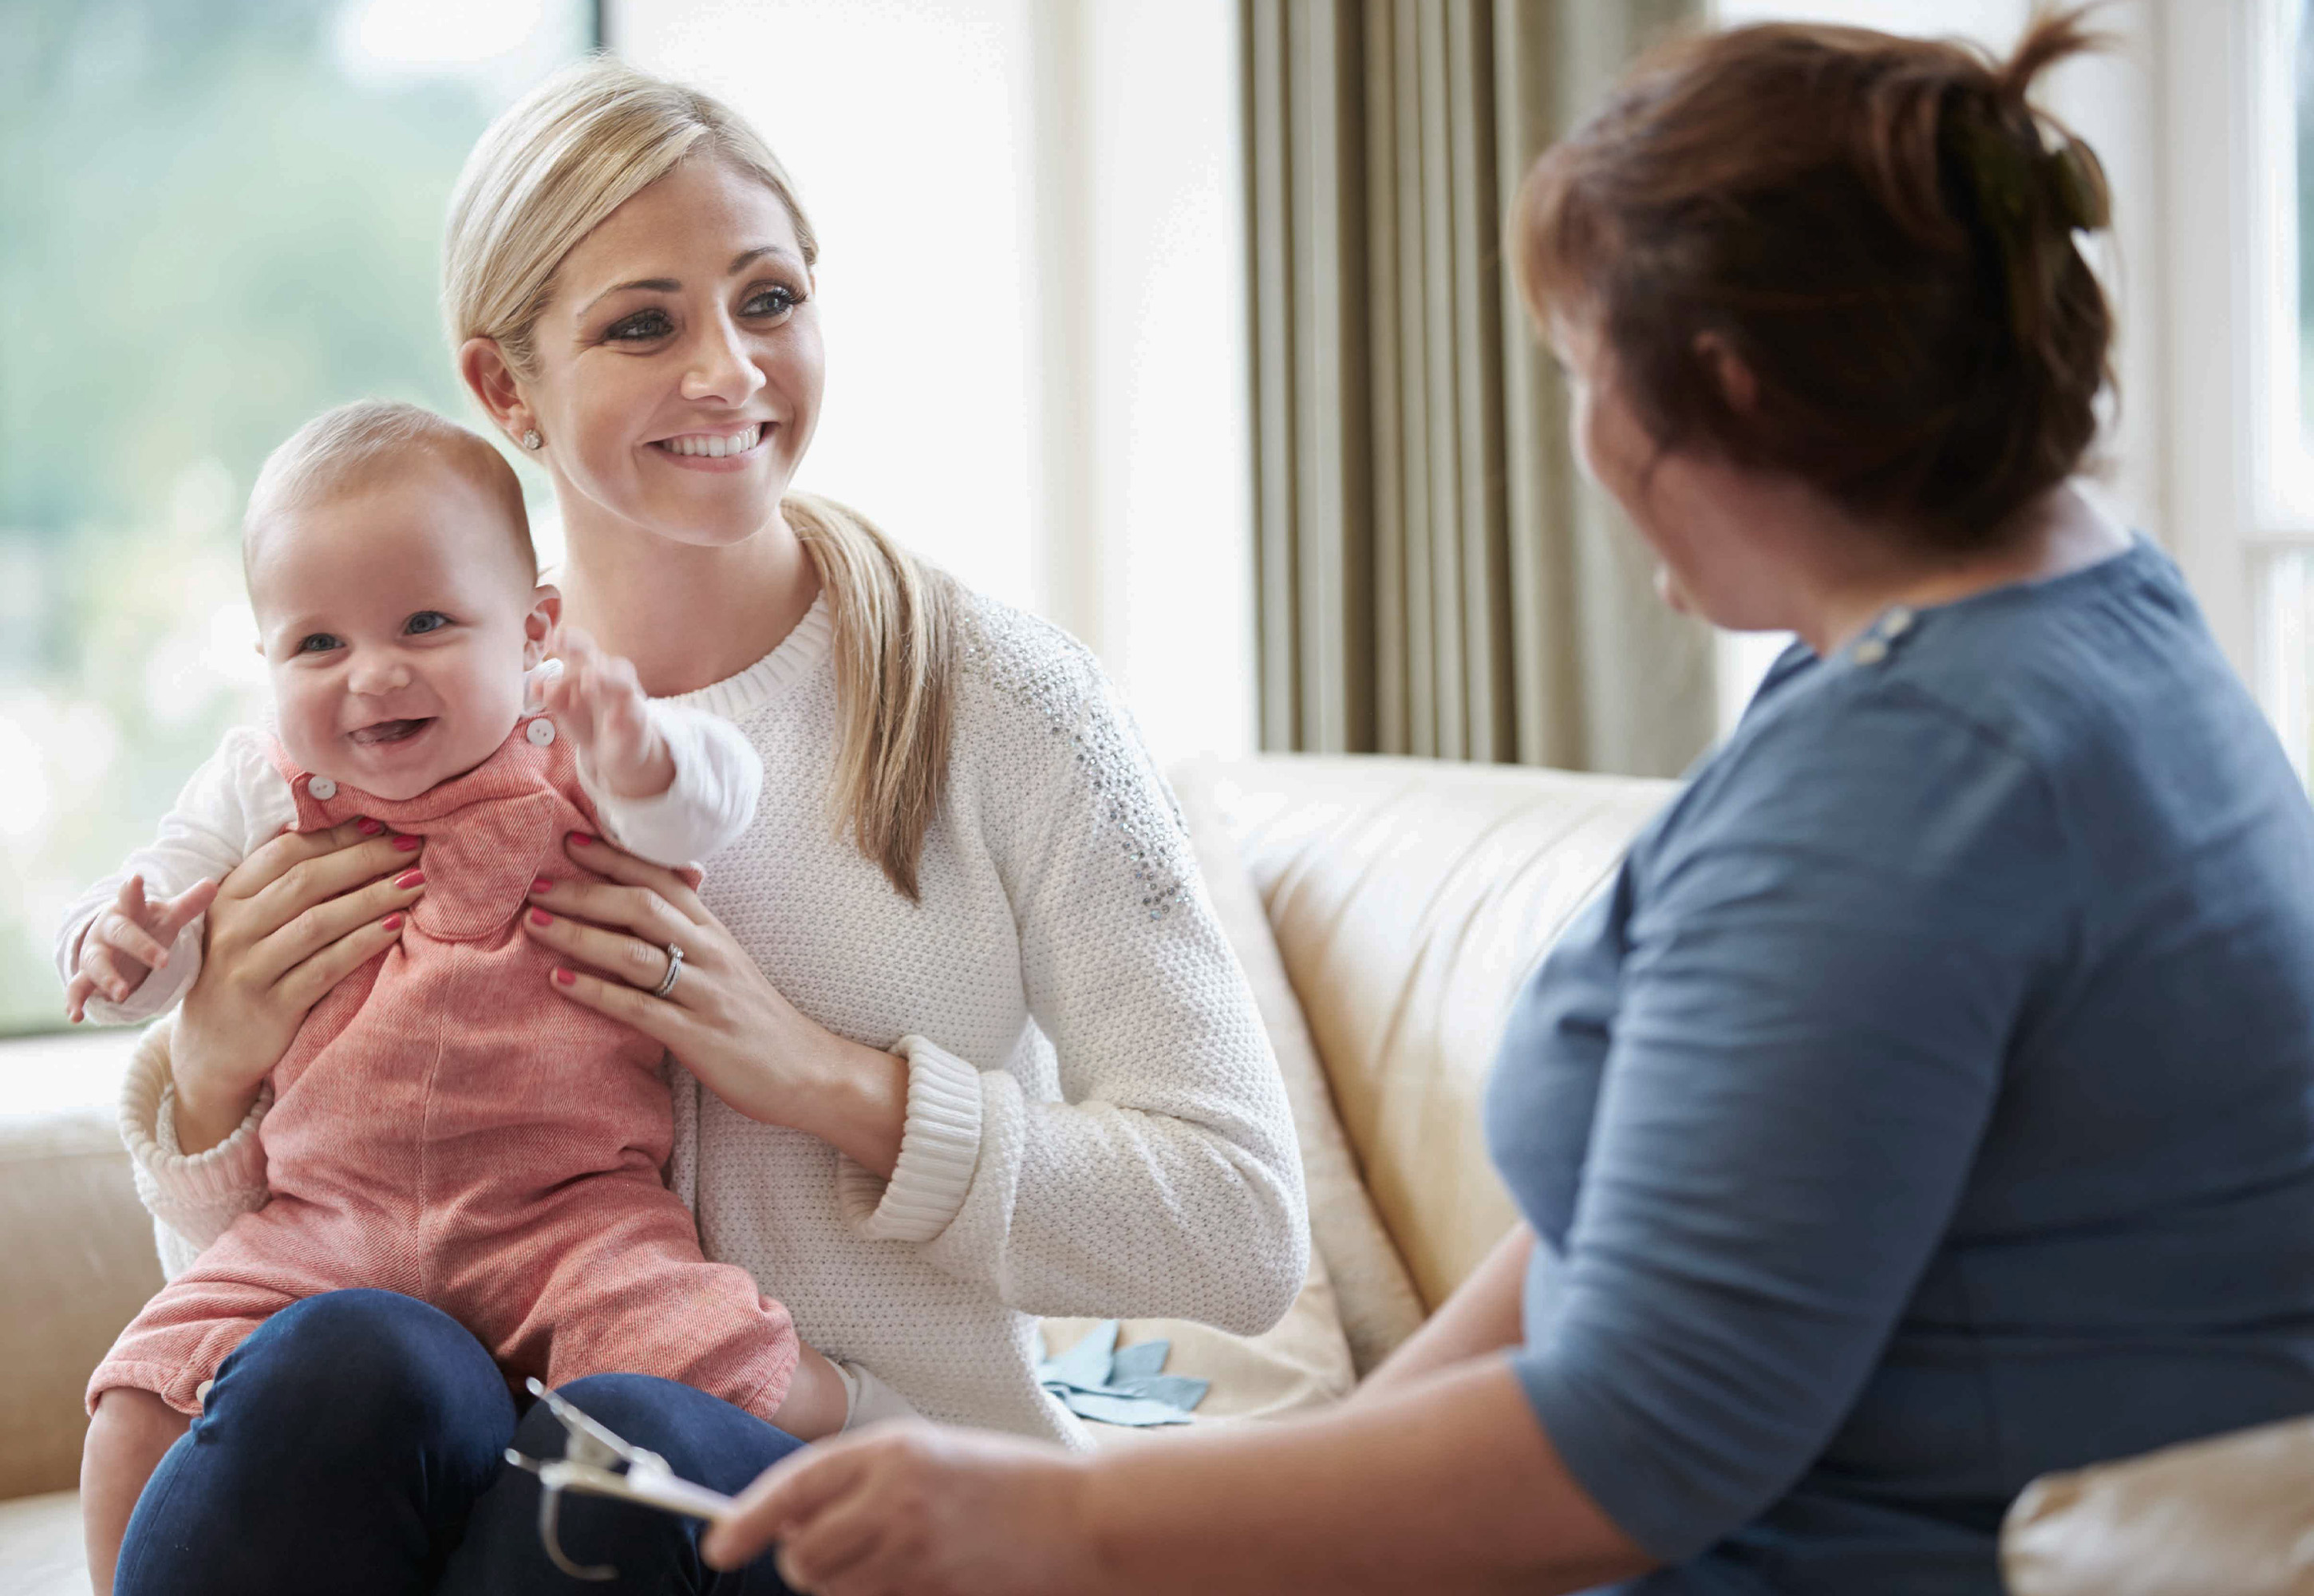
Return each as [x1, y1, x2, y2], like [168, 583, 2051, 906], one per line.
[527, 718, 556, 747]
[307, 776, 338, 800]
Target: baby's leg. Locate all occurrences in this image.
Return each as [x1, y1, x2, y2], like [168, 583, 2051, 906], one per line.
[456, 1176, 835, 1434]
[82, 1389, 189, 1596]
[83, 1203, 375, 1590]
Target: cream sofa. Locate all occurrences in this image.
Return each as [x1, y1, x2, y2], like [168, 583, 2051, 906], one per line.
[1, 754, 2297, 1593]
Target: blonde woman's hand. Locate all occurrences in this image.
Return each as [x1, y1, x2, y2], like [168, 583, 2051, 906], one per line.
[700, 1423, 1100, 1595]
[521, 832, 911, 1178]
[172, 820, 428, 1153]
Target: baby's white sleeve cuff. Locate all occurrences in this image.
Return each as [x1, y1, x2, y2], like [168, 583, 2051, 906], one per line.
[580, 704, 761, 867]
[69, 914, 204, 1027]
[833, 1035, 984, 1244]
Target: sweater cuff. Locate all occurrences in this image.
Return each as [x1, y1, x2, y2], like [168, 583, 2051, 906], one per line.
[120, 1022, 272, 1243]
[834, 1035, 984, 1243]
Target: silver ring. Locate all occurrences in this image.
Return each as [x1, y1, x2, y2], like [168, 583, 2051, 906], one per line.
[652, 942, 685, 1000]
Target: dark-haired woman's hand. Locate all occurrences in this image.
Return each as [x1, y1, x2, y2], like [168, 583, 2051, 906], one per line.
[701, 1423, 1100, 1593]
[521, 833, 910, 1178]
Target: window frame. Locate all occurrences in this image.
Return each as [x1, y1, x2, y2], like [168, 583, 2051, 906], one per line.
[2160, 0, 2314, 768]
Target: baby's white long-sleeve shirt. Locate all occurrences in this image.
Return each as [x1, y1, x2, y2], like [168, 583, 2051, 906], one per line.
[57, 701, 762, 1025]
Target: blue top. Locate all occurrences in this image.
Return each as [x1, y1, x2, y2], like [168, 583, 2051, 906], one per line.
[1487, 539, 2314, 1594]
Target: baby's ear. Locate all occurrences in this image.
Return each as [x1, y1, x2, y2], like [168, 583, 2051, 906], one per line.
[523, 583, 563, 666]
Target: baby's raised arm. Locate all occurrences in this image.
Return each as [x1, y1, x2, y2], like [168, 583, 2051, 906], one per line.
[551, 628, 761, 866]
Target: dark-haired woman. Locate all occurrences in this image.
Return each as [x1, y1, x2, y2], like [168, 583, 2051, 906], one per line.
[692, 15, 2314, 1594]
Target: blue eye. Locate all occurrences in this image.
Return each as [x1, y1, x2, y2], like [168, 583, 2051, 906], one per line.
[405, 611, 451, 635]
[606, 309, 673, 342]
[296, 634, 341, 654]
[744, 285, 799, 318]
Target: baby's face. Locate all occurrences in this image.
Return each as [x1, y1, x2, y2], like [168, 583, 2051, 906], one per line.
[248, 468, 547, 802]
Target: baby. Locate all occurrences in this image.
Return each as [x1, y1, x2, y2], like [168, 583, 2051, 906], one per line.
[62, 401, 859, 1576]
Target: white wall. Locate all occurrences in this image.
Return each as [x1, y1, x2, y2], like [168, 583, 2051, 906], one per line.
[612, 0, 1256, 764]
[616, 0, 1046, 611]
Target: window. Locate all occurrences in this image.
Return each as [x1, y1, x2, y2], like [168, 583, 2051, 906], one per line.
[2253, 0, 2314, 772]
[615, 0, 1256, 771]
[0, 0, 593, 1034]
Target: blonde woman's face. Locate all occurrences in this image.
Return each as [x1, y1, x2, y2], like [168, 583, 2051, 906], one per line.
[521, 155, 823, 548]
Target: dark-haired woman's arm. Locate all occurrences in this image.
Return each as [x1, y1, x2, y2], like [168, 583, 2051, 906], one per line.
[703, 1356, 1652, 1595]
[1351, 1223, 1534, 1404]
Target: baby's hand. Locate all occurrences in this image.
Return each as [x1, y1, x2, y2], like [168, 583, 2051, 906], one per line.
[544, 627, 674, 800]
[65, 873, 219, 1022]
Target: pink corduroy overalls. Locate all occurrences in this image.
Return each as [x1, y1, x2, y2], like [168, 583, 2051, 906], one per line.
[87, 719, 799, 1420]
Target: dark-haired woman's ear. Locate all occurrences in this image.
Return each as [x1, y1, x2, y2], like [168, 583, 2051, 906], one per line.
[1695, 332, 1760, 417]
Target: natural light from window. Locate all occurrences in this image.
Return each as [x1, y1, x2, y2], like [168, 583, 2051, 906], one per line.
[0, 0, 590, 1035]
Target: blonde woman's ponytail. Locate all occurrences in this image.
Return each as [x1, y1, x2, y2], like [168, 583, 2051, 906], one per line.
[787, 493, 959, 901]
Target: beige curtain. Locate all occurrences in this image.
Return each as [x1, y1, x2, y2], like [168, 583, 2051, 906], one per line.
[1246, 0, 1715, 776]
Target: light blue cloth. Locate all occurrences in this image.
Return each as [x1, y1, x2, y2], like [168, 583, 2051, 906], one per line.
[1487, 539, 2314, 1594]
[1037, 1321, 1211, 1427]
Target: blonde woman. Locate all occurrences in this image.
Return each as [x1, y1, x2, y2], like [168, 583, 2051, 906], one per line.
[91, 60, 1305, 1596]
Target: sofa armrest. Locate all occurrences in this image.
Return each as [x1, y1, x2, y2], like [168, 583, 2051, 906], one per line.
[1, 1032, 163, 1501]
[2001, 1415, 2314, 1596]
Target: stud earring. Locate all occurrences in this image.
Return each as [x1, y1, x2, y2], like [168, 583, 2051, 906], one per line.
[521, 429, 543, 451]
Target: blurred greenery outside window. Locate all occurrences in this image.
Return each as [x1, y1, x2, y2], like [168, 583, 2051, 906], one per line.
[1, 0, 594, 1034]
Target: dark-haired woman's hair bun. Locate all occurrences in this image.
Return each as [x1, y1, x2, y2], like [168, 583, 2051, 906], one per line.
[1515, 5, 2115, 550]
[2047, 138, 2110, 233]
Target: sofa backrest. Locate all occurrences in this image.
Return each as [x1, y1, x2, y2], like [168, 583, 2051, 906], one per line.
[1206, 754, 1672, 1310]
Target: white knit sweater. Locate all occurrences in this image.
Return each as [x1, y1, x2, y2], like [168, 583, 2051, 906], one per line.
[116, 588, 1309, 1448]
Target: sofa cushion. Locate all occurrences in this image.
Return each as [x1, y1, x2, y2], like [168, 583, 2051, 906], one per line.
[0, 1491, 85, 1596]
[1042, 1239, 1357, 1442]
[1209, 755, 1672, 1310]
[1169, 757, 1425, 1374]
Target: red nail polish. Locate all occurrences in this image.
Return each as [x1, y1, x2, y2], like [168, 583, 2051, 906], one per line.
[529, 908, 552, 926]
[394, 869, 425, 890]
[393, 835, 421, 852]
[553, 967, 577, 986]
[357, 818, 384, 836]
[569, 833, 594, 847]
[382, 913, 404, 931]
[532, 877, 554, 894]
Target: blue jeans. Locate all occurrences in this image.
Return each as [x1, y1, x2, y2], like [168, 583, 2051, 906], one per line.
[114, 1289, 804, 1594]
